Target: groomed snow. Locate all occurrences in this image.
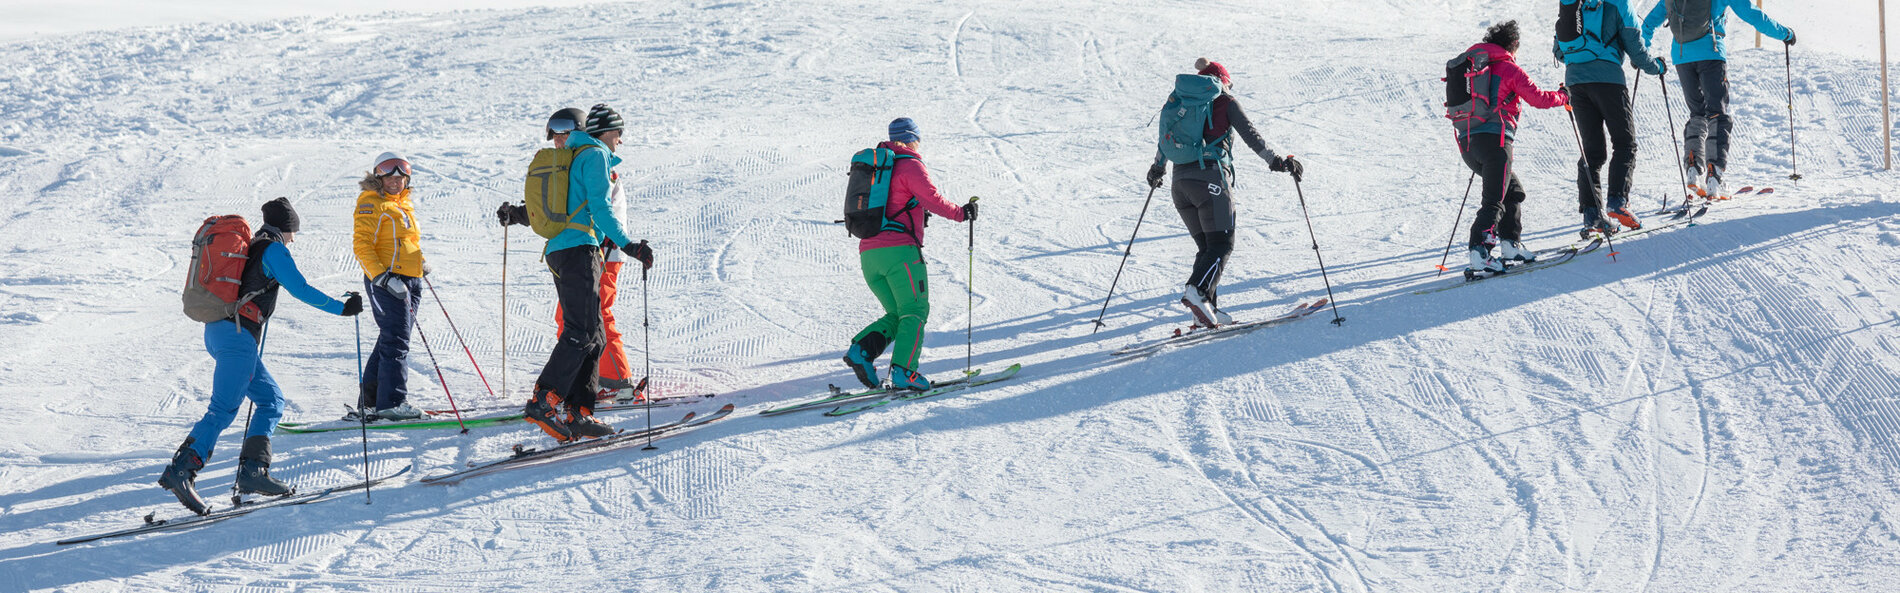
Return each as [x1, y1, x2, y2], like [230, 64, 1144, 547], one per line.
[1, 0, 1897, 590]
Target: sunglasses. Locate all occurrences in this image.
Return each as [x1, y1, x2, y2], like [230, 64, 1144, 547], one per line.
[375, 159, 413, 177]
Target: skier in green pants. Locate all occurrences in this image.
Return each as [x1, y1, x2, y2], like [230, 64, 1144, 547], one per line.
[843, 118, 976, 391]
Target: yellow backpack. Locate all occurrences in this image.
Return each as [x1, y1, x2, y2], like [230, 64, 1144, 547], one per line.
[523, 145, 600, 240]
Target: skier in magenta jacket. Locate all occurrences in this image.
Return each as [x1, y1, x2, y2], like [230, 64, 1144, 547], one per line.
[842, 118, 975, 392]
[1451, 21, 1569, 276]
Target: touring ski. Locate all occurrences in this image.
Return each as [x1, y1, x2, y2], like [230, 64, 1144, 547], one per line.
[760, 370, 985, 416]
[279, 394, 716, 434]
[823, 364, 1024, 416]
[419, 404, 735, 485]
[55, 464, 413, 545]
[1110, 299, 1331, 358]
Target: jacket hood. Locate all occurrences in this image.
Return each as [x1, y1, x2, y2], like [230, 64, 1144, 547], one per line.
[565, 130, 625, 166]
[877, 140, 922, 160]
[1469, 42, 1516, 63]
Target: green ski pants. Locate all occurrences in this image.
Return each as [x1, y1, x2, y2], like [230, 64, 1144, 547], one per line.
[853, 245, 930, 371]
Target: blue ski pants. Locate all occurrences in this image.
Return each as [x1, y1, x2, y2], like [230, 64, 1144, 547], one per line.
[361, 275, 419, 410]
[185, 321, 284, 460]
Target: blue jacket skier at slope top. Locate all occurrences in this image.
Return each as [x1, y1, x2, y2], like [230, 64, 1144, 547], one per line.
[159, 198, 363, 515]
[1641, 0, 1794, 199]
[1146, 58, 1302, 328]
[1553, 0, 1667, 234]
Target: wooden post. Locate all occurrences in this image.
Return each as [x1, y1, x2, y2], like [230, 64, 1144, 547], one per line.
[1885, 0, 1893, 170]
[1756, 0, 1763, 49]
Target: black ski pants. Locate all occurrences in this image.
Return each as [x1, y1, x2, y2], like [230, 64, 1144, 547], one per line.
[537, 245, 603, 412]
[1170, 162, 1237, 305]
[1571, 82, 1638, 213]
[1459, 133, 1526, 248]
[1678, 60, 1732, 172]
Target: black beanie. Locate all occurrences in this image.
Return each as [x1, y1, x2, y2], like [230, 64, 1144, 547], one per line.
[261, 197, 300, 233]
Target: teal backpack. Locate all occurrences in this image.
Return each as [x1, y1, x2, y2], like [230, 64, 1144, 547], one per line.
[1157, 74, 1229, 166]
[843, 147, 917, 240]
[1556, 0, 1621, 65]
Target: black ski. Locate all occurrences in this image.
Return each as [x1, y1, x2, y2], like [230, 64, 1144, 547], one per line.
[55, 464, 413, 545]
[419, 404, 735, 485]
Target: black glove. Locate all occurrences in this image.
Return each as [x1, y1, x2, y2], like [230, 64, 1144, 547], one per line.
[623, 240, 654, 270]
[1270, 155, 1304, 183]
[497, 203, 529, 227]
[961, 202, 978, 222]
[1146, 163, 1166, 188]
[1784, 30, 1796, 46]
[340, 293, 363, 317]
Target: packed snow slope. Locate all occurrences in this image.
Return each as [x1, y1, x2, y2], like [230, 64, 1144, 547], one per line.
[2, 0, 1898, 590]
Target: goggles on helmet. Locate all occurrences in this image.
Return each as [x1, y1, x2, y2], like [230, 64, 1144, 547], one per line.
[374, 159, 412, 178]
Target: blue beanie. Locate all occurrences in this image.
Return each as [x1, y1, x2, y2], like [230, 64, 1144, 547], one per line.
[888, 117, 921, 143]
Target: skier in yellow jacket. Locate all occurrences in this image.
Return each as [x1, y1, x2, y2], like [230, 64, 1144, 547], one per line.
[352, 152, 428, 420]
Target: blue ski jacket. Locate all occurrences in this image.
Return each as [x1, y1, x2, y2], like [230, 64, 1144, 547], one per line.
[1641, 0, 1792, 65]
[1552, 0, 1666, 86]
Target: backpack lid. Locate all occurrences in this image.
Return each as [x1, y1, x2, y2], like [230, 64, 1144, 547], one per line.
[1172, 74, 1224, 104]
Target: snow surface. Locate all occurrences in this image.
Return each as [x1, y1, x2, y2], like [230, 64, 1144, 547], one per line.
[1, 0, 1898, 590]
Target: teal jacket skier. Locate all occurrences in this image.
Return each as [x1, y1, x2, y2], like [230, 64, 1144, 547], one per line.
[1640, 0, 1795, 196]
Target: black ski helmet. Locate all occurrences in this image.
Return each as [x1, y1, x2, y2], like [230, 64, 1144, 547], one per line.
[546, 107, 586, 140]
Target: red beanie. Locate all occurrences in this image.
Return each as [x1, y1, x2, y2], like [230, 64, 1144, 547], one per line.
[1195, 57, 1230, 86]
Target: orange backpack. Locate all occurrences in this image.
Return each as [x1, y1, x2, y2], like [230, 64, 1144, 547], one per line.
[181, 215, 265, 323]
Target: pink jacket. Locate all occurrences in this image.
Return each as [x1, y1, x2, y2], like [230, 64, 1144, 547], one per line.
[859, 141, 968, 253]
[1467, 42, 1568, 139]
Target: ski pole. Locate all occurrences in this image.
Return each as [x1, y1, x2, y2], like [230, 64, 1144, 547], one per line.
[352, 295, 371, 504]
[1435, 172, 1477, 276]
[1659, 73, 1692, 212]
[966, 196, 978, 374]
[423, 276, 498, 400]
[412, 318, 468, 433]
[236, 318, 270, 499]
[1784, 42, 1802, 182]
[1090, 185, 1159, 333]
[501, 225, 508, 400]
[1290, 174, 1345, 326]
[641, 262, 656, 451]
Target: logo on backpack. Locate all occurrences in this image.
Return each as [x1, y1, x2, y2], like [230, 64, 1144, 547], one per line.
[524, 145, 602, 240]
[1444, 49, 1502, 135]
[1665, 0, 1717, 45]
[843, 147, 918, 240]
[1157, 73, 1230, 166]
[181, 215, 267, 324]
[1556, 0, 1621, 65]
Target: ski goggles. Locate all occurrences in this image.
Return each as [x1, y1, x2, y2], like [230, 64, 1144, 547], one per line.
[374, 159, 413, 177]
[546, 118, 579, 137]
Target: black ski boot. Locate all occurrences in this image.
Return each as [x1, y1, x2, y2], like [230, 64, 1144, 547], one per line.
[235, 435, 293, 497]
[157, 438, 210, 515]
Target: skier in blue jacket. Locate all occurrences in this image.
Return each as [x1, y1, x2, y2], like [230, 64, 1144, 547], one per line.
[158, 198, 363, 515]
[1642, 0, 1794, 199]
[1554, 0, 1667, 233]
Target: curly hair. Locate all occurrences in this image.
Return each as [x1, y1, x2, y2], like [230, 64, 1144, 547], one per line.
[1484, 20, 1521, 53]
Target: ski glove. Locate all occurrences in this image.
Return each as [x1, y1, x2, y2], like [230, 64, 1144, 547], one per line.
[421, 261, 432, 277]
[623, 240, 654, 270]
[1269, 155, 1304, 183]
[1643, 57, 1667, 77]
[373, 271, 409, 300]
[1146, 163, 1166, 188]
[340, 293, 363, 317]
[961, 202, 978, 222]
[1784, 30, 1796, 46]
[496, 203, 529, 227]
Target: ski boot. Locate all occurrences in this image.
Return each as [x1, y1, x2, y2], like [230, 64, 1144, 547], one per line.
[523, 388, 575, 442]
[1498, 240, 1537, 264]
[599, 376, 637, 391]
[376, 402, 422, 421]
[157, 438, 210, 516]
[564, 406, 617, 439]
[235, 435, 293, 498]
[842, 333, 888, 389]
[1705, 166, 1727, 201]
[1581, 210, 1619, 239]
[1604, 195, 1642, 230]
[1180, 284, 1217, 328]
[890, 365, 932, 391]
[1465, 245, 1505, 280]
[1684, 150, 1704, 195]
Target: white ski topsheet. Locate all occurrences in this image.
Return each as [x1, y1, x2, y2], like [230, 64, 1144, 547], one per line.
[2, 0, 1898, 590]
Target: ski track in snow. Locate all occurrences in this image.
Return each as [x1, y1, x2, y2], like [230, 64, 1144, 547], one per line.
[1, 0, 1899, 590]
